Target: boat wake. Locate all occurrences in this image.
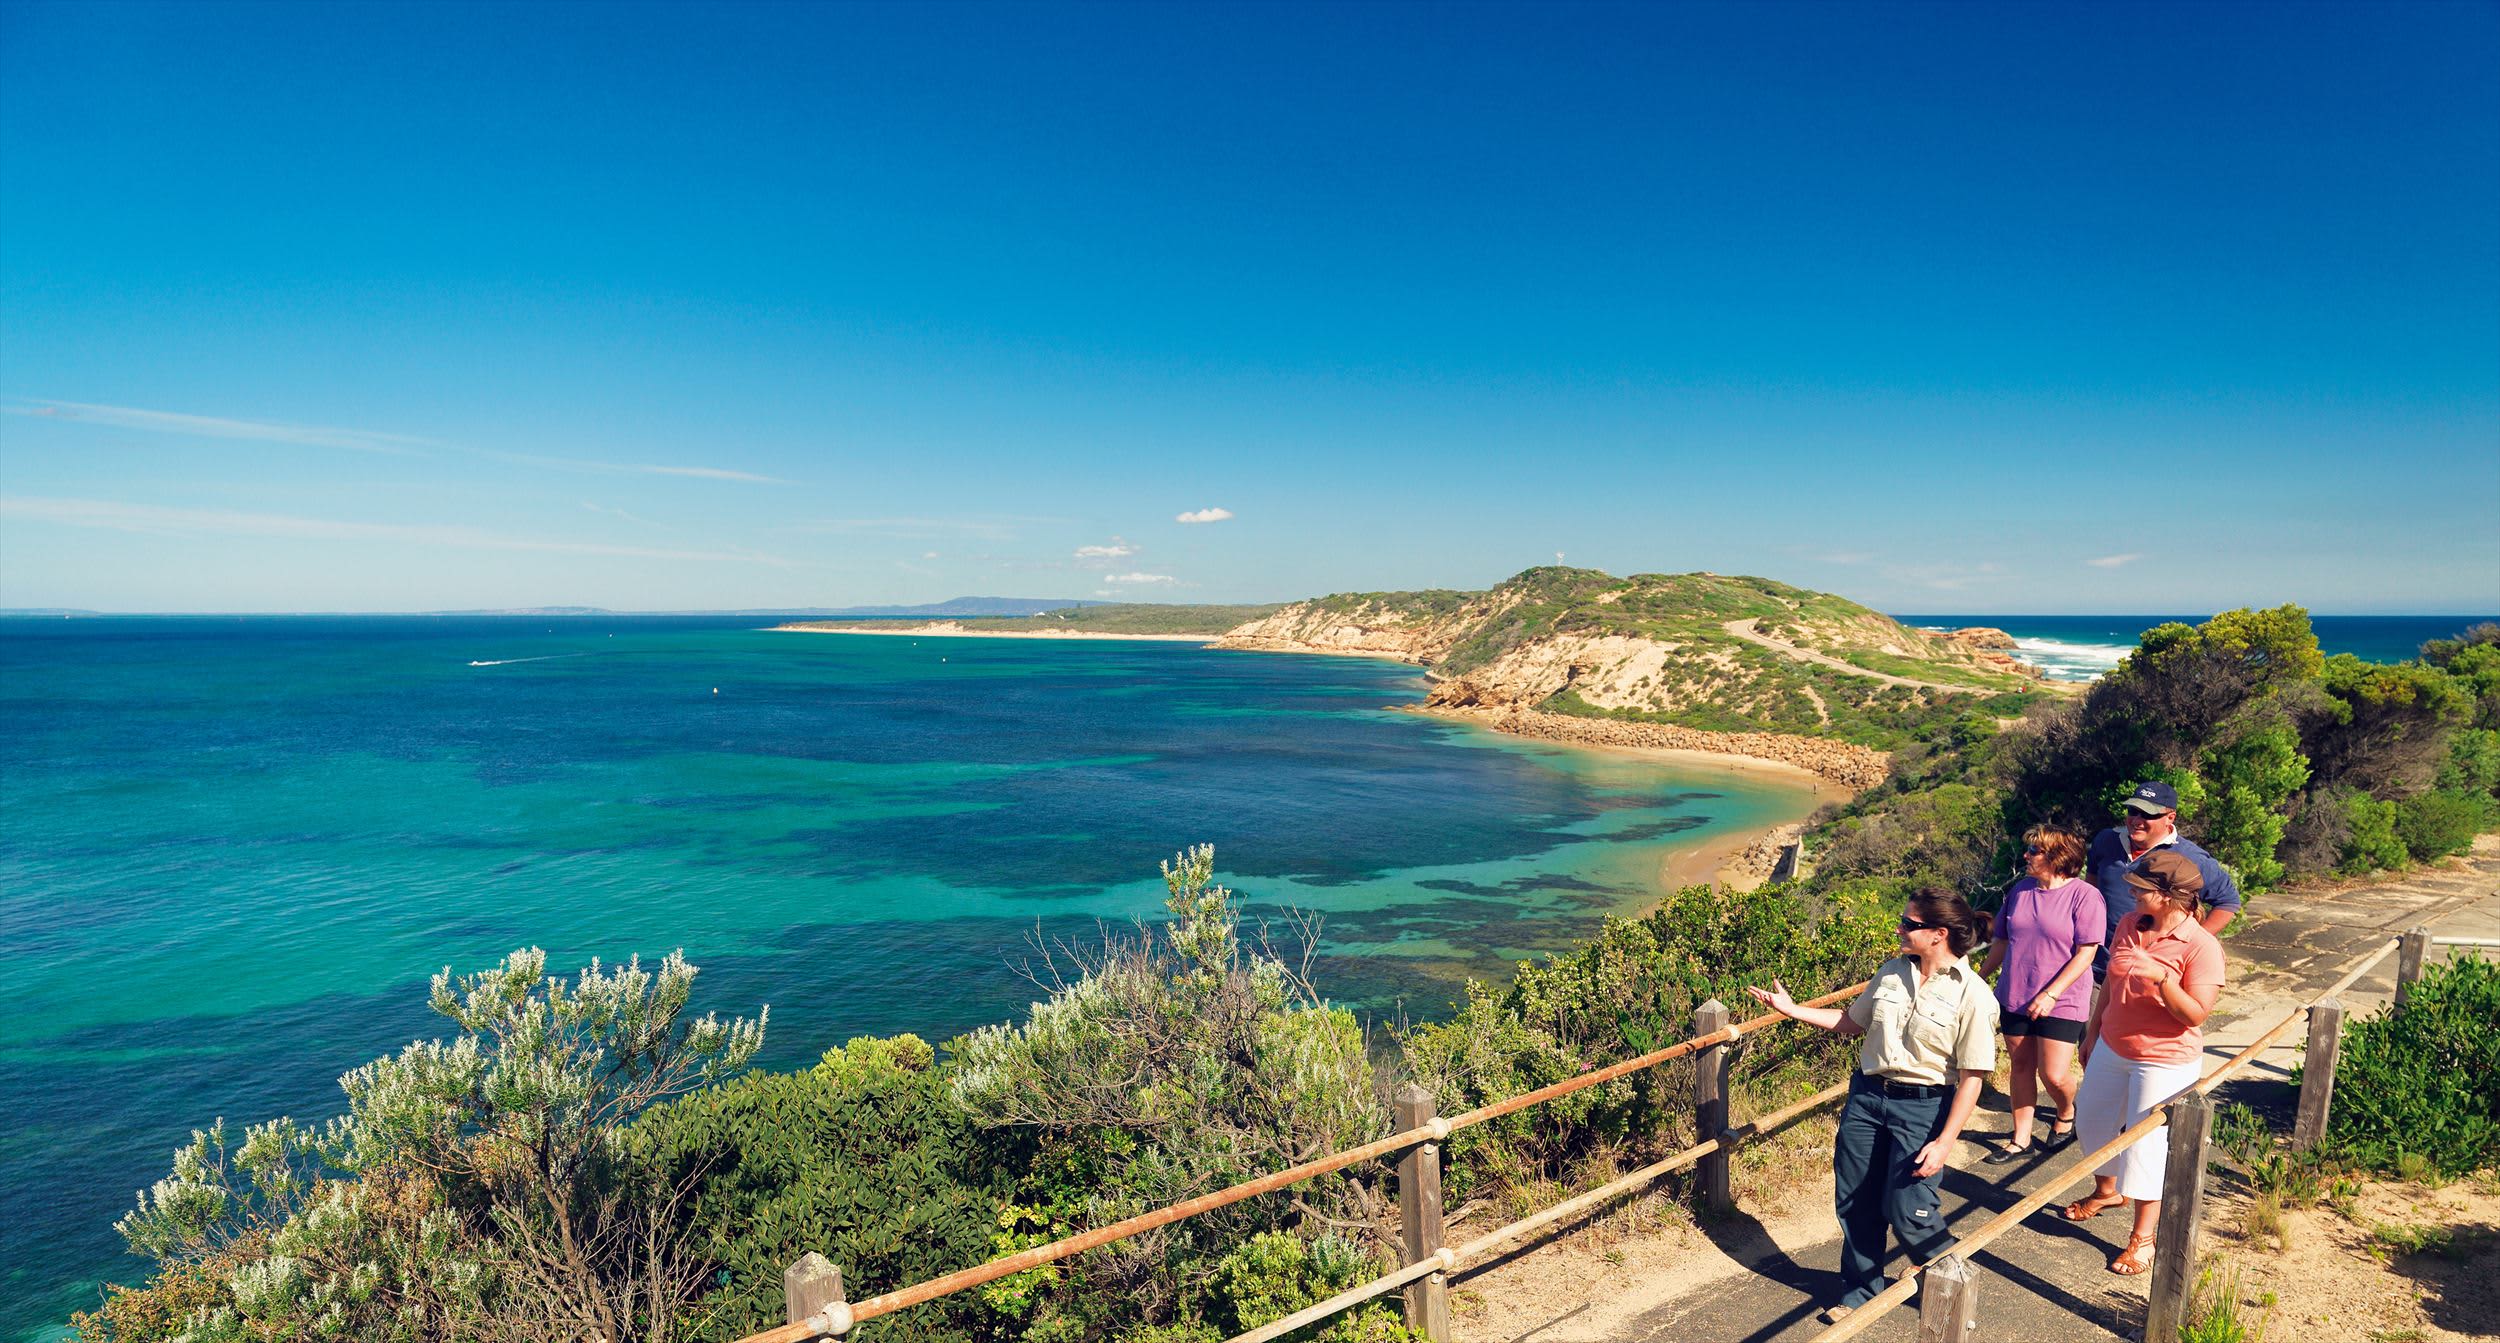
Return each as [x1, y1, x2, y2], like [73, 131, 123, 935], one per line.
[466, 654, 584, 667]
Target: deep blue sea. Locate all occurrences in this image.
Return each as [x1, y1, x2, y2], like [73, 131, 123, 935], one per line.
[0, 617, 1820, 1338]
[1893, 614, 2498, 683]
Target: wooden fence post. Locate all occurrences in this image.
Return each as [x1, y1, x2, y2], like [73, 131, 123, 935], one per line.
[1394, 1083, 1453, 1341]
[1693, 999, 1735, 1215]
[1917, 1252, 1978, 1342]
[2292, 999, 2344, 1152]
[2395, 925, 2432, 1007]
[2142, 1089, 2215, 1343]
[784, 1252, 846, 1335]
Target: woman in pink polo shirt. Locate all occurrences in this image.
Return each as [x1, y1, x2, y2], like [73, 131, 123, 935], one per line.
[2063, 849, 2225, 1275]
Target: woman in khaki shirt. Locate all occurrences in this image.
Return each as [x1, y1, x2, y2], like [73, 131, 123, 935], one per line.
[1750, 886, 1999, 1324]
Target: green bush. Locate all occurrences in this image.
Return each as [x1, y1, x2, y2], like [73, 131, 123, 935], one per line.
[2312, 954, 2500, 1177]
[945, 846, 1390, 1340]
[637, 1035, 1005, 1343]
[2334, 789, 2407, 875]
[1400, 881, 1893, 1200]
[2394, 790, 2483, 863]
[2194, 718, 2308, 893]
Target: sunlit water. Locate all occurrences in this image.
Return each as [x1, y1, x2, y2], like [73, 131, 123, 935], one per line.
[0, 617, 1815, 1336]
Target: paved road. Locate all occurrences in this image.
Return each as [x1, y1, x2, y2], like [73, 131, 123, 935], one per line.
[1601, 843, 2500, 1343]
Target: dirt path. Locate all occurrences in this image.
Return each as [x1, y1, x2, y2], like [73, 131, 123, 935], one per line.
[1720, 619, 1984, 695]
[1451, 838, 2500, 1343]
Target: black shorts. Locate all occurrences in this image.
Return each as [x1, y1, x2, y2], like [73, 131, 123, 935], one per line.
[2000, 1010, 2085, 1044]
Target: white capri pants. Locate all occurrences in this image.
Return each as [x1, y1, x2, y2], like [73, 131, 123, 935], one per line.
[2076, 1049, 2203, 1201]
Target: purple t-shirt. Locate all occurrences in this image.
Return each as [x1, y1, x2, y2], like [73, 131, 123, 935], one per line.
[1992, 876, 2105, 1021]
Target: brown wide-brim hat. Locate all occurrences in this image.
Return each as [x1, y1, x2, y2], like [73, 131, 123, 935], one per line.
[2124, 849, 2205, 899]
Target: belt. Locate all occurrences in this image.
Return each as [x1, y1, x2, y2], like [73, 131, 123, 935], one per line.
[1853, 1074, 1949, 1099]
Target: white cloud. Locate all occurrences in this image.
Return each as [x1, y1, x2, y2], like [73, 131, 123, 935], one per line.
[2087, 553, 2144, 569]
[793, 517, 1022, 540]
[1075, 541, 1138, 559]
[1174, 507, 1233, 524]
[1104, 572, 1177, 585]
[1817, 551, 1874, 565]
[0, 495, 790, 565]
[7, 398, 431, 455]
[923, 551, 941, 560]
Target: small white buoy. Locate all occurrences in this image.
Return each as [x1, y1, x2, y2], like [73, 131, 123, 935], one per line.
[712, 687, 719, 695]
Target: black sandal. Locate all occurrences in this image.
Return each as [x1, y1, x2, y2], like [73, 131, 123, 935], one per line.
[2040, 1118, 2077, 1152]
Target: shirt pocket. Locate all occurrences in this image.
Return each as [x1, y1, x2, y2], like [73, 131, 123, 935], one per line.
[1909, 995, 1958, 1055]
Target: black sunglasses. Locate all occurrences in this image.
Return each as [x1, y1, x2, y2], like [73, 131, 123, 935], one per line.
[1899, 917, 1946, 932]
[2021, 845, 2044, 857]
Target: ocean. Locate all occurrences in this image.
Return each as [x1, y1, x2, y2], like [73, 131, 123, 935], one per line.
[1893, 614, 2498, 684]
[0, 617, 1814, 1338]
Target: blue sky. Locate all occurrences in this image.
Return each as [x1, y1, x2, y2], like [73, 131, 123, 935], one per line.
[2, 0, 2494, 614]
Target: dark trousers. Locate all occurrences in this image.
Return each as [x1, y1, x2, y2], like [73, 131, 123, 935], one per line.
[1831, 1080, 1954, 1306]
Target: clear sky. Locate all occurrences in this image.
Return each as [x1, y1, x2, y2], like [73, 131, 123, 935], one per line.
[2, 0, 2494, 614]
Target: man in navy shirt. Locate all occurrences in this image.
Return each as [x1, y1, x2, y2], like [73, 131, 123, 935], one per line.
[2087, 780, 2241, 976]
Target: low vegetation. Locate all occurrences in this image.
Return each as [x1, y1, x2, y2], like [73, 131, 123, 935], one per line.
[79, 608, 2500, 1342]
[1811, 612, 2499, 908]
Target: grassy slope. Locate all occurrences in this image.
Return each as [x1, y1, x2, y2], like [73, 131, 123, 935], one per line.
[1309, 567, 2049, 749]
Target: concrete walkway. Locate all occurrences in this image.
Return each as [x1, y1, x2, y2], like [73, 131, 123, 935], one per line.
[1596, 840, 2500, 1343]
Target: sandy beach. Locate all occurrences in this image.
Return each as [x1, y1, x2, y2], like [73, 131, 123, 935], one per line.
[1534, 736, 1841, 893]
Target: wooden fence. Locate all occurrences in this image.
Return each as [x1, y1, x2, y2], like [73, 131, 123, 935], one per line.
[744, 923, 2489, 1343]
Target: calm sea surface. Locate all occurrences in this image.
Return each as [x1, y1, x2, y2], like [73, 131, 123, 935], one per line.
[0, 617, 1814, 1337]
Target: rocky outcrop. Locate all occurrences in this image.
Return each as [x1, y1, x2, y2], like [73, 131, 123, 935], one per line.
[1938, 626, 2018, 650]
[1721, 823, 1811, 891]
[1419, 704, 1891, 790]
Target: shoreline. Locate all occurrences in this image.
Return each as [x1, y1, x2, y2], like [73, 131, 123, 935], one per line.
[1489, 729, 1841, 893]
[774, 625, 1865, 890]
[771, 622, 1221, 642]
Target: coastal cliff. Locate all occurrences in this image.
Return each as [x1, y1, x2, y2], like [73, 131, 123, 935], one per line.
[1213, 568, 2048, 782]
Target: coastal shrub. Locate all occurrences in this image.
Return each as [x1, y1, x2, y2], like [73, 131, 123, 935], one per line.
[946, 845, 1388, 1340]
[637, 1034, 1003, 1343]
[1399, 880, 1893, 1202]
[2332, 789, 2408, 876]
[1812, 781, 2008, 899]
[81, 949, 765, 1343]
[2192, 718, 2309, 894]
[2392, 790, 2482, 864]
[2303, 655, 2471, 798]
[2309, 954, 2500, 1177]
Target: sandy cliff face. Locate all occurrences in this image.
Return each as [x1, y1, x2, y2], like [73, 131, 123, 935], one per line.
[1215, 595, 1500, 662]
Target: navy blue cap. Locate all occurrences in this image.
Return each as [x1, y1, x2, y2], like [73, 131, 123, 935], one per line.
[2122, 781, 2180, 815]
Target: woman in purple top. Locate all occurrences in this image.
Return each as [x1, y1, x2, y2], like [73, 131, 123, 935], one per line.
[1977, 824, 2103, 1163]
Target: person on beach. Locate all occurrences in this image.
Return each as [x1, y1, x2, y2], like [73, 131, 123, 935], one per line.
[2064, 849, 2225, 1275]
[2087, 781, 2241, 977]
[1747, 888, 1998, 1325]
[1977, 824, 2101, 1164]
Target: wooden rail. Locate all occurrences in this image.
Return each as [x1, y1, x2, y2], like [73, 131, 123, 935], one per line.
[744, 978, 1874, 1342]
[1812, 931, 2420, 1343]
[760, 920, 2471, 1343]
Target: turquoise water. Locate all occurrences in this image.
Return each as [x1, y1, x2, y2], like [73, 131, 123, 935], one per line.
[0, 617, 1811, 1336]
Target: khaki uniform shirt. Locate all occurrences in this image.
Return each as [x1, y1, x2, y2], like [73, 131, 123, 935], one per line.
[1844, 954, 1999, 1085]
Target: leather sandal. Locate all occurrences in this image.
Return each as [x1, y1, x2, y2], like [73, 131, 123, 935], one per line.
[2109, 1232, 2157, 1275]
[2062, 1192, 2126, 1221]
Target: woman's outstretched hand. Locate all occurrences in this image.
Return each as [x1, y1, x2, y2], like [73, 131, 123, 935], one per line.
[1745, 979, 1799, 1018]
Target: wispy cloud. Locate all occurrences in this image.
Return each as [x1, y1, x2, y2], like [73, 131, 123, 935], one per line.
[1174, 507, 1233, 524]
[1104, 572, 1177, 585]
[633, 464, 783, 482]
[6, 398, 431, 455]
[582, 501, 661, 528]
[2087, 553, 2144, 569]
[1884, 561, 2004, 592]
[1816, 551, 1874, 565]
[1075, 540, 1137, 559]
[795, 517, 1023, 541]
[0, 496, 791, 565]
[9, 399, 788, 483]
